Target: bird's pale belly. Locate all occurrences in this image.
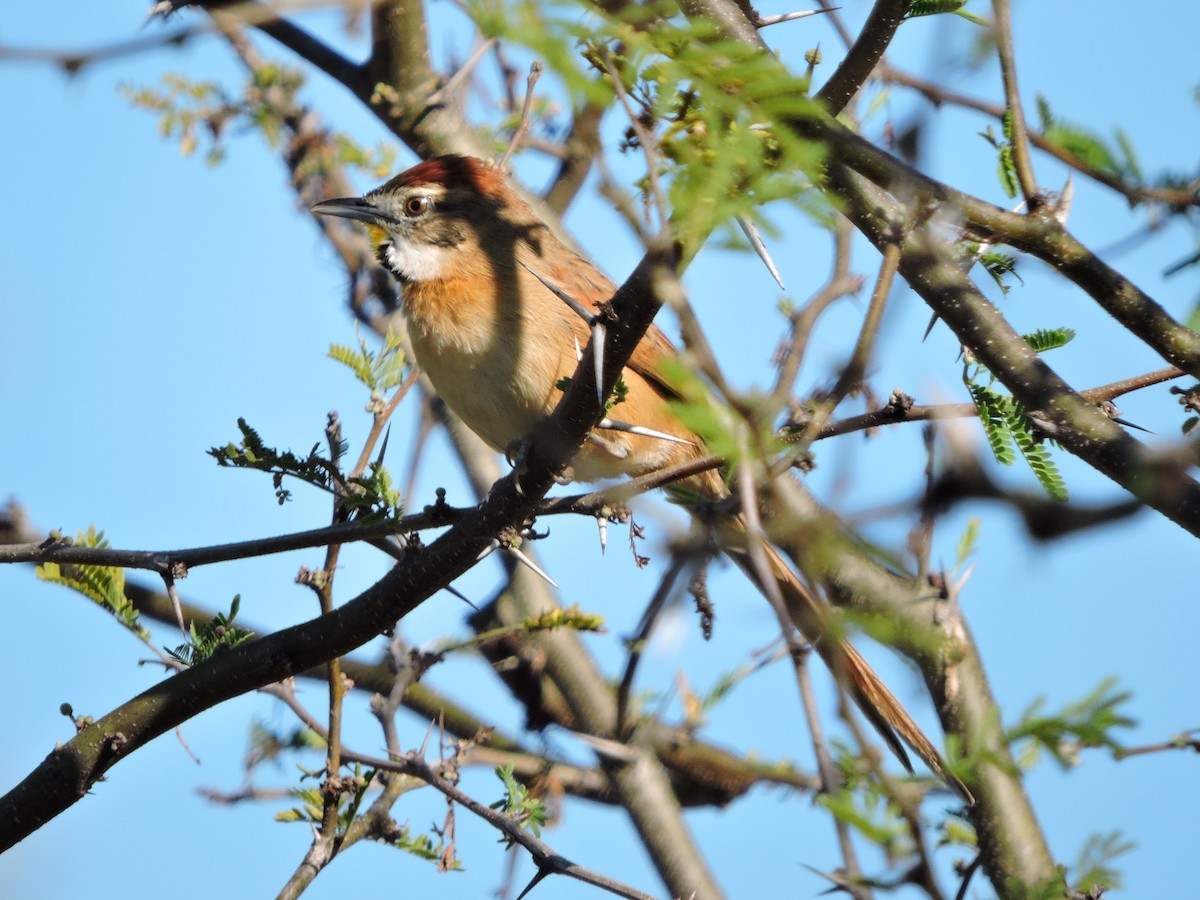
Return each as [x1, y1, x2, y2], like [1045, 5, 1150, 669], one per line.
[407, 314, 678, 484]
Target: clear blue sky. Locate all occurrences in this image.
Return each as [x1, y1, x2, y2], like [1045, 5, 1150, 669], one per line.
[2, 3, 1198, 898]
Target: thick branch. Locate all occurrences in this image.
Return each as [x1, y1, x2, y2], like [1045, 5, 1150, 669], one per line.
[815, 0, 908, 115]
[767, 476, 1059, 894]
[436, 397, 726, 898]
[815, 122, 1200, 377]
[363, 0, 495, 158]
[832, 164, 1200, 538]
[100, 563, 813, 807]
[543, 100, 606, 214]
[0, 245, 678, 853]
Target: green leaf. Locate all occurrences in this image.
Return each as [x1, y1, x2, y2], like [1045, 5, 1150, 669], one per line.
[1033, 97, 1143, 182]
[1007, 676, 1135, 769]
[939, 813, 978, 849]
[1045, 123, 1121, 175]
[967, 383, 1016, 466]
[276, 787, 324, 825]
[328, 330, 407, 392]
[210, 418, 336, 504]
[965, 377, 1069, 499]
[125, 66, 311, 166]
[955, 518, 981, 569]
[382, 823, 452, 863]
[1035, 94, 1055, 131]
[166, 596, 254, 666]
[817, 788, 911, 856]
[904, 0, 967, 18]
[659, 359, 744, 462]
[1023, 327, 1076, 353]
[490, 764, 548, 844]
[1113, 128, 1143, 184]
[997, 144, 1018, 198]
[1004, 402, 1068, 500]
[473, 6, 830, 245]
[978, 251, 1020, 295]
[1071, 831, 1135, 893]
[36, 527, 147, 638]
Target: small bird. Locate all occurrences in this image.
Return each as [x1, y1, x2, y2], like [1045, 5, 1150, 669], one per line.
[314, 154, 971, 803]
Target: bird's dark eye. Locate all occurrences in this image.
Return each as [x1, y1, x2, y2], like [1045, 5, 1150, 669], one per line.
[404, 195, 431, 218]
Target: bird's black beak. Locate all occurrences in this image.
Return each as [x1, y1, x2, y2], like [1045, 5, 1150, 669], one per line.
[311, 197, 399, 227]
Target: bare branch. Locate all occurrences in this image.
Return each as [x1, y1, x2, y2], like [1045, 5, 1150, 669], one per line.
[497, 60, 544, 173]
[877, 65, 1200, 209]
[815, 0, 908, 115]
[991, 0, 1041, 206]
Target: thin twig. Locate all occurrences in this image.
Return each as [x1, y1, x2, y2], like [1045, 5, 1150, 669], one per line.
[818, 366, 1186, 439]
[600, 52, 669, 228]
[9, 363, 1183, 571]
[769, 219, 862, 406]
[793, 644, 872, 899]
[497, 61, 543, 173]
[350, 366, 420, 480]
[616, 556, 690, 735]
[791, 235, 902, 453]
[267, 679, 653, 898]
[876, 65, 1199, 209]
[427, 36, 497, 106]
[815, 0, 855, 47]
[991, 0, 1040, 206]
[162, 571, 187, 635]
[1113, 731, 1200, 760]
[0, 0, 369, 89]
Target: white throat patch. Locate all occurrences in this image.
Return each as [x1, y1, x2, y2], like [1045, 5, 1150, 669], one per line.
[383, 240, 453, 283]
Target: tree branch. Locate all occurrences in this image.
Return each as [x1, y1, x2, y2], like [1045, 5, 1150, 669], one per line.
[815, 122, 1200, 376]
[990, 0, 1040, 206]
[877, 65, 1200, 209]
[767, 474, 1059, 894]
[832, 164, 1200, 537]
[0, 243, 681, 854]
[815, 0, 908, 115]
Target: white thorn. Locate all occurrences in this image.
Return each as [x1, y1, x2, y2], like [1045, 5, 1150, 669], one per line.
[953, 562, 976, 596]
[476, 539, 500, 562]
[592, 323, 606, 406]
[505, 546, 560, 589]
[736, 214, 786, 291]
[567, 729, 640, 762]
[522, 263, 595, 323]
[598, 417, 696, 446]
[417, 718, 437, 757]
[1056, 173, 1074, 226]
[596, 514, 608, 554]
[757, 8, 831, 26]
[573, 335, 583, 362]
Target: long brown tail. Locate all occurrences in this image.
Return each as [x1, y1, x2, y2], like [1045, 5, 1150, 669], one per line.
[727, 536, 974, 805]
